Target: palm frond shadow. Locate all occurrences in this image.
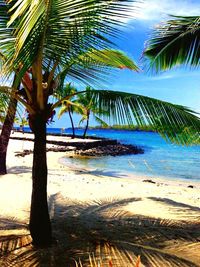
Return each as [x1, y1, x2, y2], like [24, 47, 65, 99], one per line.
[0, 217, 32, 266]
[74, 168, 128, 178]
[148, 197, 200, 221]
[0, 195, 200, 266]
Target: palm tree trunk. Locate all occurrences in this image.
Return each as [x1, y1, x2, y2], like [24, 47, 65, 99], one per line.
[83, 112, 90, 138]
[29, 113, 52, 246]
[68, 107, 75, 138]
[0, 97, 17, 175]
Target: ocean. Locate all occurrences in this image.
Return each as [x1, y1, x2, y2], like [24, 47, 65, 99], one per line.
[48, 127, 200, 182]
[20, 127, 200, 182]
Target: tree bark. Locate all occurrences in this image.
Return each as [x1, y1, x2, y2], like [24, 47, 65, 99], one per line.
[29, 114, 52, 246]
[0, 97, 17, 175]
[68, 107, 75, 138]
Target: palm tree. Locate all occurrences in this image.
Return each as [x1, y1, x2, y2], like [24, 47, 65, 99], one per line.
[0, 75, 20, 174]
[0, 50, 18, 174]
[77, 86, 109, 138]
[1, 2, 200, 248]
[57, 83, 78, 138]
[143, 15, 200, 71]
[0, 0, 142, 247]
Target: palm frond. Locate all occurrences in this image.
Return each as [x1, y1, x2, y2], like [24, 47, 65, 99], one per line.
[89, 89, 200, 145]
[75, 49, 139, 71]
[0, 89, 11, 119]
[4, 0, 137, 77]
[57, 48, 139, 91]
[144, 16, 200, 72]
[57, 105, 68, 119]
[93, 115, 109, 127]
[56, 48, 138, 91]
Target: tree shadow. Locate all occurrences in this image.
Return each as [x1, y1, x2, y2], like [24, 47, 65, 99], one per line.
[0, 195, 200, 266]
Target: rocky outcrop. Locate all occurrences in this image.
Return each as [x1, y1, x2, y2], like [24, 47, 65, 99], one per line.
[73, 144, 144, 157]
[12, 133, 144, 158]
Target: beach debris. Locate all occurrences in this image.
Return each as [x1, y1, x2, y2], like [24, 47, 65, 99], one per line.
[15, 149, 32, 157]
[187, 185, 194, 188]
[142, 179, 156, 184]
[135, 255, 141, 267]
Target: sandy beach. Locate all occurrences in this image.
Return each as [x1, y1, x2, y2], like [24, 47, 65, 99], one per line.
[0, 133, 200, 266]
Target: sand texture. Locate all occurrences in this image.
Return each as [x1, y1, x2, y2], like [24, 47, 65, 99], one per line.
[0, 135, 200, 266]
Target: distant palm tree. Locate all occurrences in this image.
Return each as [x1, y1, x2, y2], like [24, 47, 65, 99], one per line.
[77, 86, 109, 138]
[57, 83, 78, 138]
[144, 15, 200, 71]
[56, 48, 139, 138]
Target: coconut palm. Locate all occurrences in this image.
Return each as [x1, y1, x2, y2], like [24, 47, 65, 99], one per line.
[77, 86, 109, 138]
[143, 15, 200, 71]
[0, 74, 20, 174]
[1, 1, 200, 248]
[0, 0, 141, 247]
[57, 83, 78, 138]
[0, 49, 19, 174]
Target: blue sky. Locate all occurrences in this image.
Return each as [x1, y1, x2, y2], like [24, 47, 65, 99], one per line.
[25, 1, 200, 128]
[55, 0, 200, 129]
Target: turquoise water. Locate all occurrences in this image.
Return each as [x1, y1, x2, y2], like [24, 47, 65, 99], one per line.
[59, 128, 200, 182]
[19, 127, 200, 181]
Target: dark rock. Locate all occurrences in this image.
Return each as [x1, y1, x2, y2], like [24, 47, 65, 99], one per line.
[187, 185, 194, 188]
[143, 179, 156, 184]
[76, 144, 144, 157]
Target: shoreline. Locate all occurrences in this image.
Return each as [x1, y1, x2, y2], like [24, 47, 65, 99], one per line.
[0, 136, 199, 221]
[4, 131, 200, 186]
[9, 131, 200, 184]
[60, 154, 200, 186]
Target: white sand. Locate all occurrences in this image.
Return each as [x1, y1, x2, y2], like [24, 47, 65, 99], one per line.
[0, 134, 200, 224]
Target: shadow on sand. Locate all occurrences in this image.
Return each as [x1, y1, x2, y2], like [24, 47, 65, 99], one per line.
[7, 166, 32, 174]
[0, 195, 200, 266]
[73, 168, 128, 178]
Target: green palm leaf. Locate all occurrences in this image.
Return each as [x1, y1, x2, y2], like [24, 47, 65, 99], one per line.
[88, 89, 200, 145]
[2, 0, 136, 77]
[77, 49, 139, 70]
[0, 89, 13, 122]
[57, 49, 139, 89]
[144, 16, 200, 72]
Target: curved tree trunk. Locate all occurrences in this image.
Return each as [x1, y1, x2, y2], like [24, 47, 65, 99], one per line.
[0, 97, 17, 175]
[29, 114, 52, 246]
[83, 112, 90, 138]
[68, 107, 75, 138]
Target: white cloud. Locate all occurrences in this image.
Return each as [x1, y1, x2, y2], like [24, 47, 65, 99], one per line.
[131, 0, 200, 22]
[148, 74, 175, 81]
